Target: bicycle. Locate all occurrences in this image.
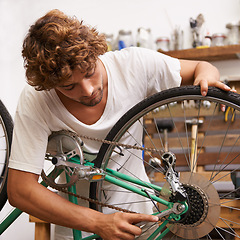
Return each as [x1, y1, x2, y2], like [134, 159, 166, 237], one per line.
[0, 85, 240, 239]
[0, 100, 13, 212]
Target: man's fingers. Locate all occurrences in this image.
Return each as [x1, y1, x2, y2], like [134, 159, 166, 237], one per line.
[197, 80, 208, 96]
[126, 214, 159, 237]
[197, 79, 234, 97]
[129, 213, 159, 225]
[216, 81, 231, 92]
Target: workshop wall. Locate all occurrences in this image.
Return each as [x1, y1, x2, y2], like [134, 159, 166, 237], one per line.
[0, 0, 240, 239]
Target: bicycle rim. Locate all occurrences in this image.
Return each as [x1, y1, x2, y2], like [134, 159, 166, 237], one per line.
[91, 86, 240, 240]
[0, 100, 13, 211]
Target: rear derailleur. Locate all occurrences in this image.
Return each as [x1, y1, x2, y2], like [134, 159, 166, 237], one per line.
[161, 151, 187, 202]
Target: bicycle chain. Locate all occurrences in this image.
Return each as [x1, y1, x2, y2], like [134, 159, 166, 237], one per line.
[52, 184, 136, 213]
[78, 134, 163, 154]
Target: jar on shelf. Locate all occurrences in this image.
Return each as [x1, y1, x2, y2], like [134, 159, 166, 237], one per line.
[104, 33, 114, 51]
[156, 37, 170, 52]
[117, 30, 134, 50]
[211, 33, 227, 47]
[226, 22, 240, 45]
[136, 27, 153, 49]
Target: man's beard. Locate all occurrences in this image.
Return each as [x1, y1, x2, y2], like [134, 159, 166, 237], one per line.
[78, 88, 103, 107]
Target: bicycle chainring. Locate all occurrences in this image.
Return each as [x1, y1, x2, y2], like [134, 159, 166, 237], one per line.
[41, 130, 84, 189]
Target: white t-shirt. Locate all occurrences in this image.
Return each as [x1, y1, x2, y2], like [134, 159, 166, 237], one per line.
[9, 47, 181, 174]
[9, 47, 181, 238]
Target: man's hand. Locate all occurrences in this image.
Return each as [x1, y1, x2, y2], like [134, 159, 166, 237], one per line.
[194, 77, 231, 97]
[94, 212, 158, 240]
[180, 60, 232, 96]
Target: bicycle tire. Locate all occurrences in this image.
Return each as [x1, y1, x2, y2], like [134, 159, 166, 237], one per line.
[91, 86, 240, 239]
[0, 100, 13, 211]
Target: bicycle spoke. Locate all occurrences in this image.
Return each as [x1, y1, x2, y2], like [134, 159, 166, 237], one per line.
[167, 103, 190, 170]
[211, 139, 240, 182]
[104, 200, 152, 207]
[219, 217, 240, 228]
[215, 225, 240, 239]
[108, 155, 161, 196]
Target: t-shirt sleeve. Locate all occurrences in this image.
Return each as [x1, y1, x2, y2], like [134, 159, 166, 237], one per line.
[129, 47, 182, 96]
[9, 110, 50, 175]
[148, 51, 182, 93]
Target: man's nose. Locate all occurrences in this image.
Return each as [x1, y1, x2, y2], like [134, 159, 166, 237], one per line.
[80, 80, 94, 96]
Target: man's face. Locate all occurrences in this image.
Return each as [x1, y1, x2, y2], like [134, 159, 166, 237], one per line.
[55, 60, 104, 107]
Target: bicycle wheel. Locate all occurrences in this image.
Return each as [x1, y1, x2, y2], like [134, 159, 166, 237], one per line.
[0, 100, 13, 211]
[91, 86, 240, 240]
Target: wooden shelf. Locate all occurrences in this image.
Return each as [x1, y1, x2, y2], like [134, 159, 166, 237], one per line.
[159, 44, 240, 61]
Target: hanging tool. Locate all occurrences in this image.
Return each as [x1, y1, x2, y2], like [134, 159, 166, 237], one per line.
[224, 106, 235, 122]
[186, 118, 203, 172]
[156, 119, 174, 152]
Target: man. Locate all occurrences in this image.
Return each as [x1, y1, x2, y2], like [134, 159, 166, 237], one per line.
[7, 9, 231, 240]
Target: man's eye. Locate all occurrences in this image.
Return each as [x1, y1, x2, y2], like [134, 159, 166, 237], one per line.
[63, 85, 75, 91]
[85, 70, 95, 78]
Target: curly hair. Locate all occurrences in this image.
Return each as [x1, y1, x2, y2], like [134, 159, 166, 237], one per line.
[22, 9, 108, 91]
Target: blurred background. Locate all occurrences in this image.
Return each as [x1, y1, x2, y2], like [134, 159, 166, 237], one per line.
[0, 0, 240, 239]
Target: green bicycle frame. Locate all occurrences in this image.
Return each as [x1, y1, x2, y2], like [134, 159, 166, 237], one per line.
[0, 158, 187, 240]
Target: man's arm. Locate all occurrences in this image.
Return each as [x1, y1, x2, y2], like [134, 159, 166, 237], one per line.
[179, 60, 231, 96]
[7, 169, 158, 240]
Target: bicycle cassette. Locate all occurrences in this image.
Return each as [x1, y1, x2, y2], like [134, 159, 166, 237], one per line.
[41, 130, 84, 189]
[160, 172, 220, 239]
